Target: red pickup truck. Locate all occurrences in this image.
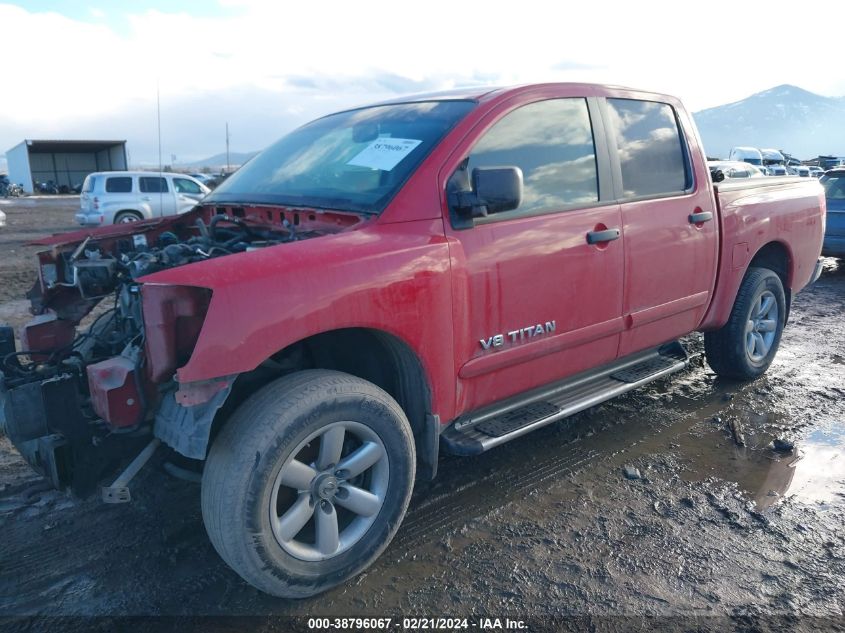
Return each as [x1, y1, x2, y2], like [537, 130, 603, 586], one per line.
[0, 83, 825, 597]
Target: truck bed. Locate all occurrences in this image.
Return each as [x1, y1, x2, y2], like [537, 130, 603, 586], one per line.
[700, 176, 826, 331]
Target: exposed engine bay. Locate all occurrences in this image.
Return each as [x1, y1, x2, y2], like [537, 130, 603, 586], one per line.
[0, 204, 363, 494]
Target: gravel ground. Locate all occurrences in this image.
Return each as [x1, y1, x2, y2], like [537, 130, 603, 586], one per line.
[0, 198, 844, 631]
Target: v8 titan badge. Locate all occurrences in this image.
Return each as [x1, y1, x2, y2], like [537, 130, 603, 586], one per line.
[480, 320, 557, 350]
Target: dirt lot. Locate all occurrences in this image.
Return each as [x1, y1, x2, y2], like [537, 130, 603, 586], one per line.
[1, 198, 844, 630]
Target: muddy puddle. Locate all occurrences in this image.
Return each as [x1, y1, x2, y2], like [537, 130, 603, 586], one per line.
[675, 419, 845, 511]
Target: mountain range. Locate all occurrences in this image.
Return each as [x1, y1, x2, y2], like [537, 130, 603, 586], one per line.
[692, 84, 845, 160]
[175, 151, 259, 170]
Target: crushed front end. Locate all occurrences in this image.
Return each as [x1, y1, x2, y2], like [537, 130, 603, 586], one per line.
[0, 205, 361, 496]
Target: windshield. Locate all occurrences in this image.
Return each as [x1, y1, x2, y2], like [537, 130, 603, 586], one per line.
[207, 100, 476, 213]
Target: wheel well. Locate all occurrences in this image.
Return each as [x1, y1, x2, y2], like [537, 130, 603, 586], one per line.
[210, 328, 434, 472]
[748, 241, 792, 320]
[291, 329, 430, 438]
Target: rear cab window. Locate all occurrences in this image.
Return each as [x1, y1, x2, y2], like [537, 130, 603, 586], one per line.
[105, 176, 133, 193]
[605, 98, 691, 198]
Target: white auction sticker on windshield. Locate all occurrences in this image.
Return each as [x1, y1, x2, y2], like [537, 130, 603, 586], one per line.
[346, 137, 422, 171]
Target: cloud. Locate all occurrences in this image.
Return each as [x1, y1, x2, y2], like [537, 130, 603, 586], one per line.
[552, 60, 605, 71]
[472, 99, 594, 152]
[1, 1, 844, 165]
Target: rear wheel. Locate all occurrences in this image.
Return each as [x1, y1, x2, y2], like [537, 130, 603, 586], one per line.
[201, 370, 415, 597]
[114, 210, 142, 224]
[704, 267, 786, 379]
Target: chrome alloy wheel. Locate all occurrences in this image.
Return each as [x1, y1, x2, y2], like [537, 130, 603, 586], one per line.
[269, 421, 389, 561]
[745, 290, 779, 362]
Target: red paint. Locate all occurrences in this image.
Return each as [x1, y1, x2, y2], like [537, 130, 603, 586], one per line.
[141, 285, 211, 383]
[86, 357, 143, 428]
[20, 313, 75, 360]
[698, 181, 825, 330]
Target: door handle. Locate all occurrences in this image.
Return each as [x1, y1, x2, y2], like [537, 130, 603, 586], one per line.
[141, 196, 151, 201]
[689, 211, 713, 224]
[586, 228, 621, 245]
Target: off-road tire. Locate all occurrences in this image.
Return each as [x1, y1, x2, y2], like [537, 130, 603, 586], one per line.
[201, 370, 416, 598]
[704, 267, 786, 380]
[114, 210, 143, 224]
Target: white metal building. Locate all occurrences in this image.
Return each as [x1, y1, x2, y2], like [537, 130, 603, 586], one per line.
[5, 139, 127, 193]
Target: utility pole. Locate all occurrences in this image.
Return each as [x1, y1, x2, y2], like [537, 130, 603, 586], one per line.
[225, 122, 230, 175]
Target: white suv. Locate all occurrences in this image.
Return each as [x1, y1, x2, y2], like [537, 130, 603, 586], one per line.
[76, 171, 210, 225]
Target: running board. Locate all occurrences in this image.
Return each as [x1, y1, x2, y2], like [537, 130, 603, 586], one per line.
[441, 342, 689, 456]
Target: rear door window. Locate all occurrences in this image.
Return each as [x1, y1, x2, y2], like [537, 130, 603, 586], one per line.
[105, 176, 132, 193]
[139, 177, 168, 193]
[606, 98, 690, 198]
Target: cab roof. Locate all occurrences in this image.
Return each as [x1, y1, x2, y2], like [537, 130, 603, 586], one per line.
[367, 82, 648, 107]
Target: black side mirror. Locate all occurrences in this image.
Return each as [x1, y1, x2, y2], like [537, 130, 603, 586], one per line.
[449, 166, 523, 220]
[710, 168, 726, 183]
[472, 167, 523, 215]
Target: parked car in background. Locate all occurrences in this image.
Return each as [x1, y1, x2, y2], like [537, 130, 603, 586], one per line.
[708, 160, 767, 179]
[190, 173, 216, 185]
[204, 172, 231, 189]
[75, 171, 210, 225]
[792, 166, 812, 177]
[729, 146, 764, 167]
[760, 148, 787, 176]
[808, 166, 824, 178]
[821, 168, 845, 257]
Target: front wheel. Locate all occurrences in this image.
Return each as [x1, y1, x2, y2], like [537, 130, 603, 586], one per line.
[201, 370, 416, 598]
[704, 267, 786, 380]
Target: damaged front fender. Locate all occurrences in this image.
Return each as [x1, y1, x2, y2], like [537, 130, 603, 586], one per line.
[154, 376, 235, 459]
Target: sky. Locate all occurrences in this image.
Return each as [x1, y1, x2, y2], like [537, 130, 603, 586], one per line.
[1, 0, 843, 167]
